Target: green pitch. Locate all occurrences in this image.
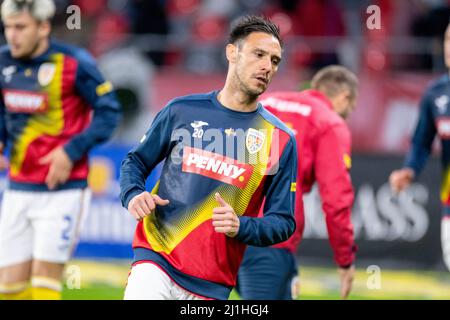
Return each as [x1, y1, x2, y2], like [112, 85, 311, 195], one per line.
[60, 260, 450, 300]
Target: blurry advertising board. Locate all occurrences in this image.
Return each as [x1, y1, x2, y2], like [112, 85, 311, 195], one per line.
[0, 148, 441, 267]
[75, 144, 161, 259]
[300, 154, 443, 269]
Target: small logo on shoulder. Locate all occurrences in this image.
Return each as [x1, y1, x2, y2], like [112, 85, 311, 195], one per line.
[343, 154, 352, 169]
[290, 182, 297, 192]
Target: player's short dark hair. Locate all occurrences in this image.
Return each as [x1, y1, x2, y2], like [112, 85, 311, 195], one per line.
[311, 65, 358, 100]
[228, 15, 282, 48]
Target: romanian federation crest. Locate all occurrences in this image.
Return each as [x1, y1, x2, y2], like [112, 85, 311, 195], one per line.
[38, 63, 56, 87]
[246, 128, 265, 154]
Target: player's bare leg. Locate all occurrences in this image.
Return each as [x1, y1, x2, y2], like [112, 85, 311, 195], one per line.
[31, 260, 65, 300]
[0, 261, 32, 300]
[442, 218, 450, 272]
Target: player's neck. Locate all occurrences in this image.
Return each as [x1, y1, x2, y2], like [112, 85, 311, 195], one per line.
[218, 84, 259, 113]
[30, 38, 50, 59]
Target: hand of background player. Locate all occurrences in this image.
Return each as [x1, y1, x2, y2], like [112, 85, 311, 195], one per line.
[338, 265, 355, 300]
[39, 146, 74, 190]
[0, 143, 8, 171]
[128, 192, 170, 221]
[212, 193, 240, 238]
[389, 168, 415, 194]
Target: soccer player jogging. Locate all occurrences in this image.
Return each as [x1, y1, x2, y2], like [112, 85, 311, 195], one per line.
[237, 66, 358, 300]
[120, 15, 297, 300]
[0, 0, 121, 300]
[390, 23, 450, 272]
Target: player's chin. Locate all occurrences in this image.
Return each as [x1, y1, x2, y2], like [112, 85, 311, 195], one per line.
[10, 50, 22, 59]
[249, 85, 267, 97]
[10, 50, 27, 59]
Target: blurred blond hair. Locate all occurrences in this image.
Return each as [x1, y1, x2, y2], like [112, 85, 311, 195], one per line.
[1, 0, 55, 22]
[311, 65, 358, 101]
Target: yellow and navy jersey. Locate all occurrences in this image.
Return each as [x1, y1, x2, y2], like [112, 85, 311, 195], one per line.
[120, 91, 297, 299]
[0, 41, 121, 191]
[404, 74, 450, 211]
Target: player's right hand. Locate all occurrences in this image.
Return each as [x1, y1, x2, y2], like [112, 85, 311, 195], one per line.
[39, 146, 74, 190]
[128, 192, 170, 221]
[389, 168, 415, 194]
[212, 193, 240, 238]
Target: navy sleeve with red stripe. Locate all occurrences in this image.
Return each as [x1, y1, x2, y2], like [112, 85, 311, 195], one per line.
[236, 136, 297, 246]
[63, 49, 122, 162]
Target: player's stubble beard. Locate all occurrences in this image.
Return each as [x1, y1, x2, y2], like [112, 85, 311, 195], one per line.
[234, 66, 266, 106]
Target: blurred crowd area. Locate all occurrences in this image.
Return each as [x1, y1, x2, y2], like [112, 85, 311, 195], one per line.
[4, 0, 450, 74]
[2, 0, 450, 151]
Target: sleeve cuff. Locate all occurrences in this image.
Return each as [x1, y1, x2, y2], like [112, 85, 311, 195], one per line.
[64, 141, 84, 162]
[336, 244, 357, 268]
[123, 188, 145, 210]
[235, 216, 251, 243]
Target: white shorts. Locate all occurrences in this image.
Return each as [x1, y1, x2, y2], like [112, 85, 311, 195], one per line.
[442, 217, 450, 272]
[0, 188, 91, 268]
[124, 262, 206, 300]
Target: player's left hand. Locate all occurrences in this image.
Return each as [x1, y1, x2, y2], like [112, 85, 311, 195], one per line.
[212, 193, 240, 238]
[338, 265, 355, 300]
[39, 146, 74, 190]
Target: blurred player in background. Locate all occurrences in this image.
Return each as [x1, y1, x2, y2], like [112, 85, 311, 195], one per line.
[0, 0, 121, 299]
[390, 22, 450, 273]
[237, 65, 358, 300]
[120, 15, 297, 300]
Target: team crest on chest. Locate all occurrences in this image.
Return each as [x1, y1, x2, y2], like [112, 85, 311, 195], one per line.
[38, 63, 56, 87]
[246, 128, 265, 154]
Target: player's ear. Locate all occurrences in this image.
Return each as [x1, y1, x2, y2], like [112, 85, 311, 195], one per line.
[38, 20, 52, 39]
[334, 89, 353, 118]
[226, 43, 238, 64]
[337, 89, 351, 105]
